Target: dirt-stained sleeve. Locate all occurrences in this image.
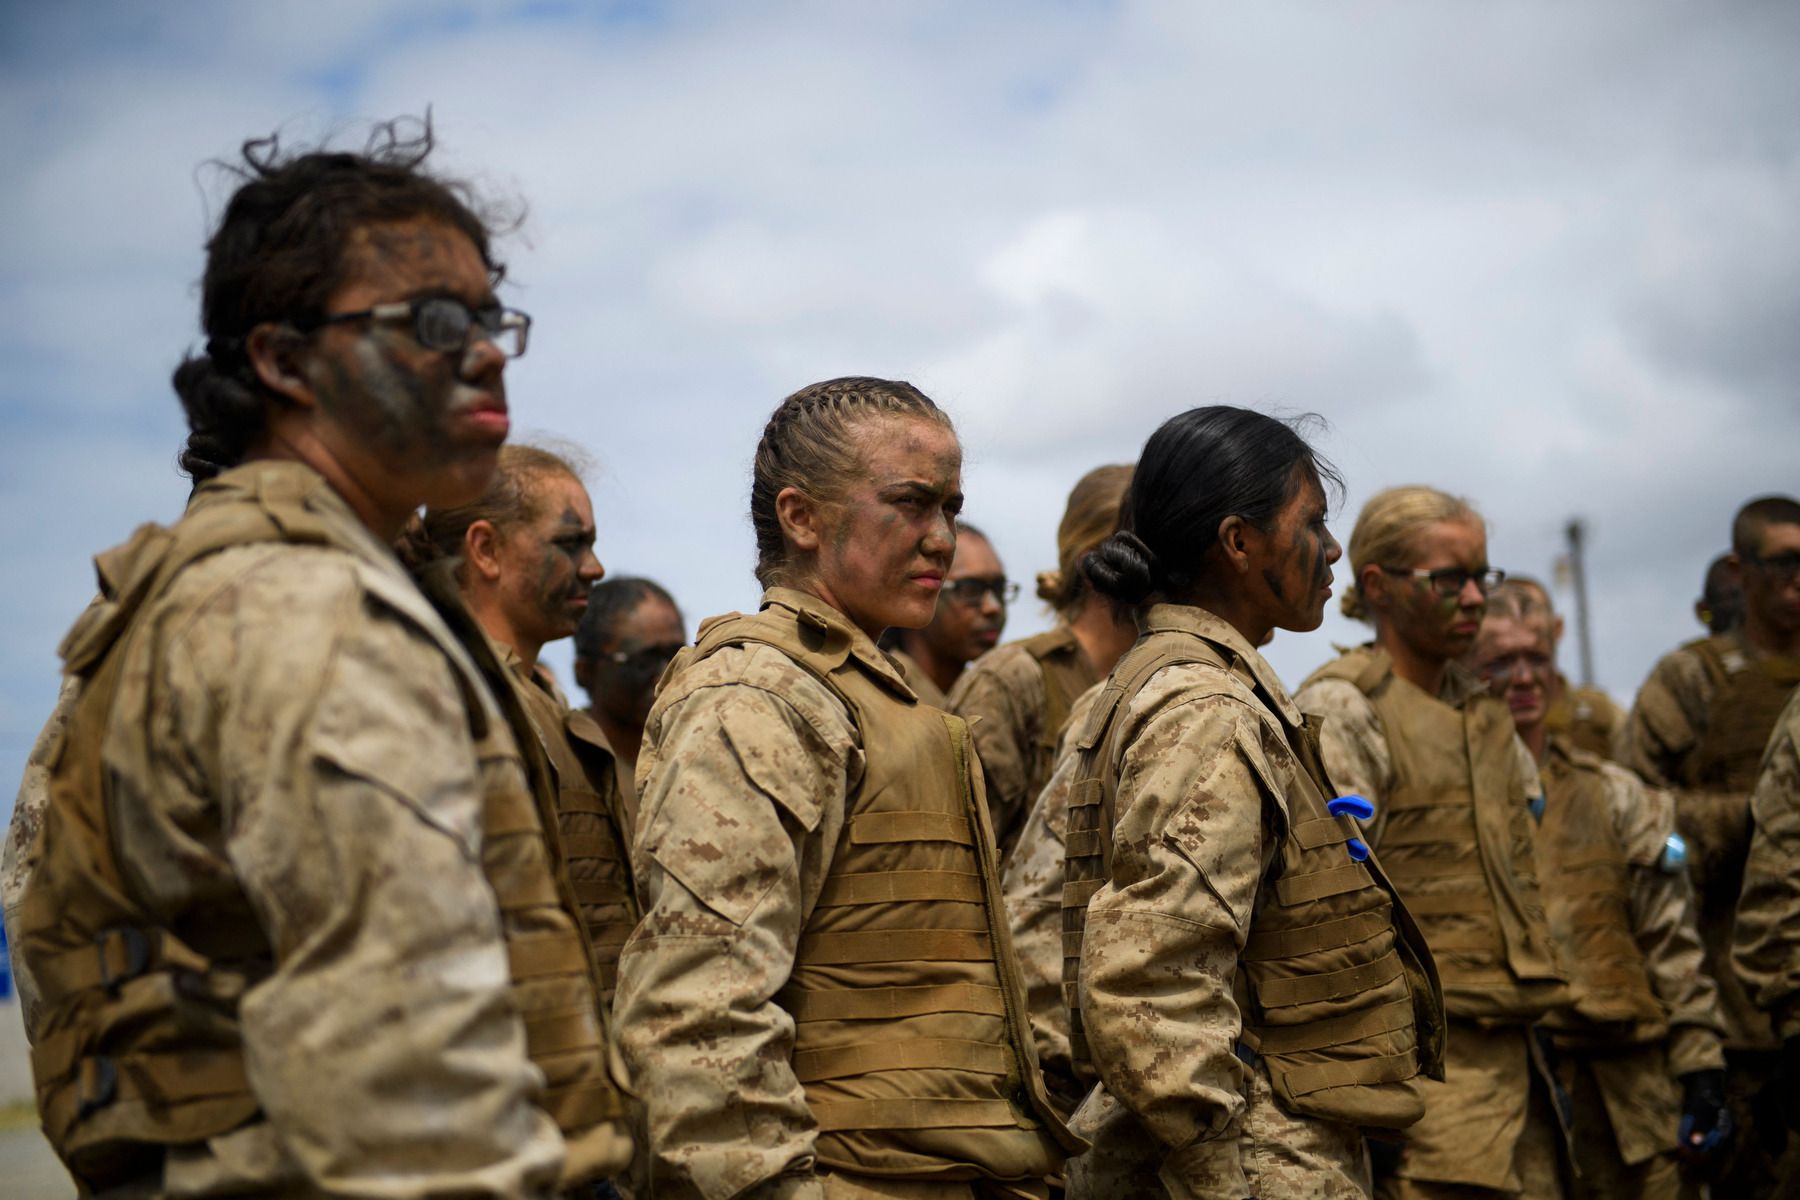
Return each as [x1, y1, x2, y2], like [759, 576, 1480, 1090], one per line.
[3, 672, 80, 1037]
[1596, 763, 1725, 1073]
[614, 646, 858, 1200]
[949, 647, 1044, 857]
[1079, 677, 1278, 1200]
[127, 546, 564, 1200]
[1734, 690, 1800, 1039]
[1295, 676, 1394, 845]
[1620, 650, 1710, 789]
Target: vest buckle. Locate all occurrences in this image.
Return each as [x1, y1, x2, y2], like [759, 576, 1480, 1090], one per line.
[95, 927, 152, 990]
[76, 1055, 118, 1116]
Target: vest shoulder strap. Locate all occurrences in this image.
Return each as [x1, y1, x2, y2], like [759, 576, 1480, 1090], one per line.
[1301, 646, 1391, 697]
[1020, 625, 1079, 664]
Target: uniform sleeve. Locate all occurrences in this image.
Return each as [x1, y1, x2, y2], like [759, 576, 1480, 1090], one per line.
[1734, 692, 1800, 1039]
[133, 552, 564, 1200]
[1598, 765, 1726, 1073]
[1001, 749, 1080, 1111]
[1620, 653, 1707, 789]
[1295, 678, 1395, 846]
[948, 654, 1039, 856]
[1079, 688, 1276, 1200]
[3, 673, 80, 1039]
[614, 660, 855, 1200]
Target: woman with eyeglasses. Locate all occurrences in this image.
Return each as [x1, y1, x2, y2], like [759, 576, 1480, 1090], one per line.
[614, 377, 1077, 1200]
[1295, 486, 1573, 1199]
[878, 523, 1013, 706]
[399, 443, 642, 1013]
[574, 576, 689, 798]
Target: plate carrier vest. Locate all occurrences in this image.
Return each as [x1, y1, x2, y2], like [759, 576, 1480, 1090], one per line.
[1300, 647, 1567, 1020]
[1677, 636, 1799, 1050]
[1536, 739, 1666, 1045]
[1062, 616, 1445, 1130]
[674, 598, 1079, 1182]
[16, 467, 627, 1192]
[509, 672, 640, 1008]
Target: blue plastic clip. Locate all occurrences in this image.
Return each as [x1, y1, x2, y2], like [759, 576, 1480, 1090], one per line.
[1328, 796, 1373, 861]
[1660, 833, 1688, 875]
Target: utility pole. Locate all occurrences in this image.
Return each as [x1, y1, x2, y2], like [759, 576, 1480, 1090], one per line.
[1561, 518, 1596, 689]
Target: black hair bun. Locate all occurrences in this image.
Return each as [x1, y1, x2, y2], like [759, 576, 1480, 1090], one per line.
[172, 354, 266, 483]
[1084, 529, 1158, 606]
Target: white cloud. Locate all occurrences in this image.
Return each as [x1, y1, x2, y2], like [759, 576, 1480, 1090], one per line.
[4, 0, 1799, 807]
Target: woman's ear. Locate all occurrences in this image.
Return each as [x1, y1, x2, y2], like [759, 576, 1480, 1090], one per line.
[1359, 562, 1391, 611]
[1216, 514, 1252, 576]
[246, 322, 317, 407]
[776, 486, 823, 555]
[464, 519, 505, 582]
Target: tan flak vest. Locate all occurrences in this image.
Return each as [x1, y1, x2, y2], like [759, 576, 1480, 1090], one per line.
[1536, 738, 1666, 1046]
[1018, 626, 1102, 780]
[1302, 647, 1567, 1020]
[677, 596, 1079, 1186]
[1678, 635, 1798, 1050]
[1682, 636, 1800, 792]
[16, 467, 628, 1193]
[1062, 613, 1446, 1130]
[506, 662, 640, 1008]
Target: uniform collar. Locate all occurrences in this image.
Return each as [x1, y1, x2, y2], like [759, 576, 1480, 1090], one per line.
[1140, 603, 1305, 726]
[1438, 658, 1491, 709]
[190, 458, 412, 586]
[760, 586, 914, 697]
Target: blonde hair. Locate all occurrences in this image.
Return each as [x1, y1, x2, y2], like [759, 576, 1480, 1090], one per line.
[1485, 578, 1554, 628]
[1340, 486, 1485, 622]
[751, 377, 956, 588]
[398, 442, 586, 575]
[1037, 463, 1134, 616]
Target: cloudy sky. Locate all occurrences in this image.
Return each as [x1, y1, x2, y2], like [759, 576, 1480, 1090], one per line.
[3, 1, 1797, 815]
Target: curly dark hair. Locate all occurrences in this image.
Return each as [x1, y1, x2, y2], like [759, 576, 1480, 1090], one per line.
[174, 115, 508, 483]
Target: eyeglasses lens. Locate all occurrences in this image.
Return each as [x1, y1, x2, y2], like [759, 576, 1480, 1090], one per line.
[415, 299, 528, 358]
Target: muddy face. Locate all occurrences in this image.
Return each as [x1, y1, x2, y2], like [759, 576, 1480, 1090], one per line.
[493, 471, 603, 648]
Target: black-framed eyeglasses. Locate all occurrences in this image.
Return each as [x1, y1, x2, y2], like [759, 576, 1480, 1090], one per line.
[303, 297, 531, 358]
[1747, 551, 1800, 582]
[1381, 566, 1506, 597]
[943, 578, 1021, 606]
[605, 643, 686, 670]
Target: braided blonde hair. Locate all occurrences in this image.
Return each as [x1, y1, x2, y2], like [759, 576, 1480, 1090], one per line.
[1340, 486, 1484, 622]
[751, 377, 956, 588]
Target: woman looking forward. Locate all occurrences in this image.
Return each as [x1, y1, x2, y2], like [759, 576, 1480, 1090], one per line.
[1062, 407, 1443, 1200]
[615, 378, 1078, 1200]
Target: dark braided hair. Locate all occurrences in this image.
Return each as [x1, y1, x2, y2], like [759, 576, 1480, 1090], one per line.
[1086, 406, 1341, 608]
[175, 115, 506, 483]
[750, 376, 956, 588]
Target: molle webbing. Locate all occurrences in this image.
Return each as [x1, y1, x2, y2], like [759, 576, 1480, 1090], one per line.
[1538, 746, 1664, 1037]
[688, 603, 1075, 1171]
[1061, 621, 1439, 1126]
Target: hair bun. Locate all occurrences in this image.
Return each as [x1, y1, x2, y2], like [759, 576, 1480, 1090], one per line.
[1084, 529, 1158, 606]
[1034, 568, 1064, 605]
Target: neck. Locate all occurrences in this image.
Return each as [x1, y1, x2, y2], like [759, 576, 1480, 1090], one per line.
[899, 630, 965, 695]
[1067, 593, 1138, 677]
[589, 708, 644, 776]
[246, 428, 412, 545]
[1373, 624, 1447, 698]
[1743, 607, 1800, 658]
[467, 589, 543, 671]
[1185, 580, 1274, 650]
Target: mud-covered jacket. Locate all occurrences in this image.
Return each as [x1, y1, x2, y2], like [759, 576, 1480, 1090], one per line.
[1734, 688, 1800, 1040]
[1622, 634, 1799, 1050]
[615, 588, 1077, 1200]
[948, 626, 1100, 865]
[1298, 646, 1567, 1020]
[14, 461, 628, 1198]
